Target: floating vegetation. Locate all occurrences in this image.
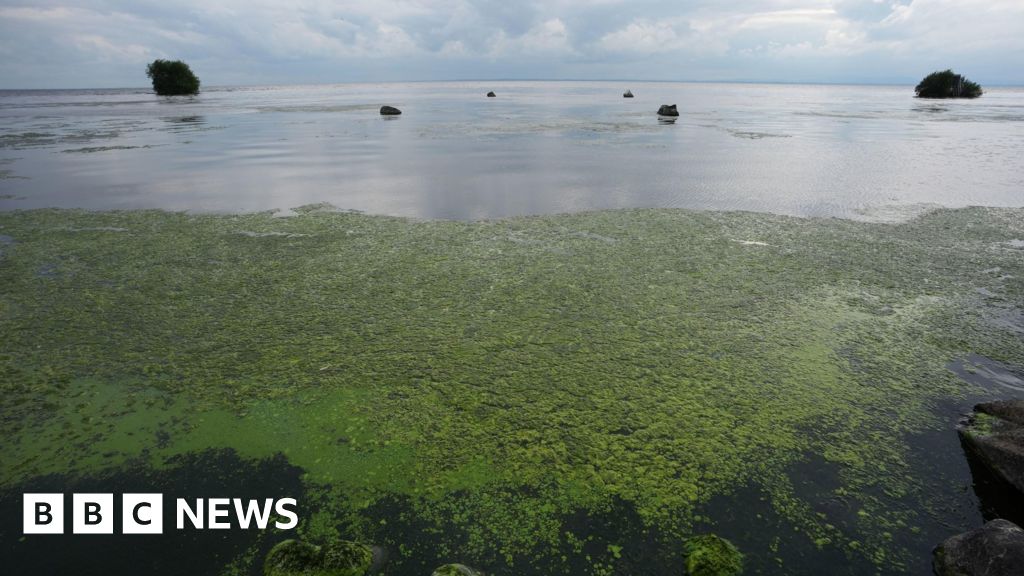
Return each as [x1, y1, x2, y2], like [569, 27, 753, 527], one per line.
[61, 145, 154, 154]
[0, 132, 59, 149]
[0, 129, 124, 150]
[727, 130, 791, 140]
[0, 207, 1022, 575]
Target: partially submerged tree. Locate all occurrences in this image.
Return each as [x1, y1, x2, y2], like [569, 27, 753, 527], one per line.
[146, 59, 200, 96]
[915, 69, 982, 99]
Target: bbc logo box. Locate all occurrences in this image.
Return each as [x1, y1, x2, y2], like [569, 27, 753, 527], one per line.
[23, 493, 163, 535]
[23, 494, 64, 535]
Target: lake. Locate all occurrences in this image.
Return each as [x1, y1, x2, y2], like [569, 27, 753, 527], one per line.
[1, 81, 1023, 220]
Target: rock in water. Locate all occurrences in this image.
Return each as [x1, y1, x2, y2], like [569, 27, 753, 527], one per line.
[959, 399, 1024, 494]
[657, 104, 679, 117]
[623, 90, 634, 98]
[264, 540, 320, 576]
[432, 564, 483, 576]
[486, 91, 496, 97]
[934, 519, 1024, 576]
[379, 105, 402, 116]
[682, 534, 743, 576]
[264, 539, 373, 576]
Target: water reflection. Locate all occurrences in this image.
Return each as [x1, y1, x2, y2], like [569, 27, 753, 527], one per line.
[912, 105, 949, 114]
[165, 115, 204, 124]
[0, 82, 1022, 220]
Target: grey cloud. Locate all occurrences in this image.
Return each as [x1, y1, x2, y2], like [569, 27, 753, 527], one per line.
[0, 0, 1021, 88]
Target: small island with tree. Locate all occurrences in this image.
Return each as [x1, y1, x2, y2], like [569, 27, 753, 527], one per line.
[146, 59, 201, 96]
[915, 69, 982, 99]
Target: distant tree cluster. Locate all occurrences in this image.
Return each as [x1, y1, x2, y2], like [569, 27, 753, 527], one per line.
[915, 70, 982, 99]
[146, 59, 200, 96]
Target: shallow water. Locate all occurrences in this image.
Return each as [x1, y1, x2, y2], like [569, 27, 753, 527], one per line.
[1, 81, 1022, 220]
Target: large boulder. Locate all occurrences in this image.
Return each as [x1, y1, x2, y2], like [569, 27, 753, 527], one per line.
[657, 104, 679, 117]
[264, 539, 373, 576]
[380, 105, 402, 116]
[623, 90, 634, 98]
[486, 91, 496, 98]
[958, 400, 1024, 494]
[682, 534, 743, 576]
[934, 519, 1024, 576]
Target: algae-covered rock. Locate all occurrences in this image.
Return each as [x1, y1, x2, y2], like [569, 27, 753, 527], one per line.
[321, 541, 373, 575]
[431, 563, 483, 576]
[264, 539, 372, 576]
[958, 400, 1024, 495]
[933, 519, 1024, 576]
[682, 534, 743, 576]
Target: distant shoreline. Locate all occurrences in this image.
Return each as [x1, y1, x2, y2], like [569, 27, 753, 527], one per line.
[4, 78, 1024, 92]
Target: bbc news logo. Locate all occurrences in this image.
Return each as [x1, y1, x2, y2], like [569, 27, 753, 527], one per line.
[23, 494, 298, 534]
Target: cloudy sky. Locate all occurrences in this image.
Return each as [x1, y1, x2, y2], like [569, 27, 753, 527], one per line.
[1, 0, 1022, 88]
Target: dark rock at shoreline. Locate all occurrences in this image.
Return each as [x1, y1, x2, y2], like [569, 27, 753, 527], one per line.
[657, 104, 678, 117]
[623, 90, 634, 98]
[486, 91, 496, 97]
[958, 399, 1024, 494]
[933, 519, 1024, 576]
[379, 105, 402, 116]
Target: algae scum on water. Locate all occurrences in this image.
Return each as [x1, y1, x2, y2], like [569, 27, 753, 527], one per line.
[0, 206, 1022, 575]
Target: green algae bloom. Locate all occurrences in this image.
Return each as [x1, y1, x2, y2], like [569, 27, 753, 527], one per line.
[683, 535, 743, 576]
[1, 206, 1022, 574]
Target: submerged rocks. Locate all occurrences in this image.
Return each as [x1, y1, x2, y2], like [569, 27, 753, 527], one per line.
[486, 91, 496, 98]
[933, 519, 1024, 576]
[657, 104, 679, 117]
[623, 90, 634, 98]
[379, 105, 402, 116]
[264, 539, 373, 576]
[432, 564, 483, 576]
[958, 399, 1024, 494]
[682, 534, 743, 576]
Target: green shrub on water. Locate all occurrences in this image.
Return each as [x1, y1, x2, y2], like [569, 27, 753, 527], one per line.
[146, 59, 200, 96]
[915, 69, 982, 99]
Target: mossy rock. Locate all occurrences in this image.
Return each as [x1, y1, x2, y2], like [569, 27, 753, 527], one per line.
[264, 539, 372, 576]
[958, 400, 1024, 495]
[431, 564, 483, 576]
[683, 534, 744, 576]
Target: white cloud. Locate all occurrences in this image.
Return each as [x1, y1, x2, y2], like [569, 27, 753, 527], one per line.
[490, 18, 575, 57]
[71, 34, 152, 61]
[0, 0, 1021, 87]
[600, 21, 683, 54]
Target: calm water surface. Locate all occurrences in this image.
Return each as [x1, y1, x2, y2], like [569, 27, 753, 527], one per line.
[1, 81, 1022, 219]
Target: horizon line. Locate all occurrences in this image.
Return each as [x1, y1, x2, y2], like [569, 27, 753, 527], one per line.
[3, 77, 1023, 91]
